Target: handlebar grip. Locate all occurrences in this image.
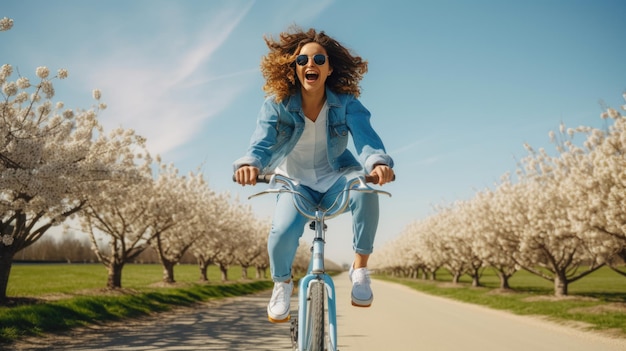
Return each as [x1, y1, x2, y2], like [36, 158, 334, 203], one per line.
[232, 174, 274, 184]
[365, 174, 396, 184]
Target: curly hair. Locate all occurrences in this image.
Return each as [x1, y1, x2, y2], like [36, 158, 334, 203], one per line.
[260, 26, 368, 102]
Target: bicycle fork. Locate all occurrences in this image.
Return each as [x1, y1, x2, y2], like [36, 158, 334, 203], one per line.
[296, 274, 337, 350]
[293, 214, 338, 351]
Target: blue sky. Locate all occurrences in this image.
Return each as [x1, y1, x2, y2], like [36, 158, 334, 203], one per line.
[3, 0, 626, 265]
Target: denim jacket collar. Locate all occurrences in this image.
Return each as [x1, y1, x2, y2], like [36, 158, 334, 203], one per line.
[285, 88, 342, 112]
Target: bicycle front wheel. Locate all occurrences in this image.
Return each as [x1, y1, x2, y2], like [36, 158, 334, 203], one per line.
[308, 280, 325, 351]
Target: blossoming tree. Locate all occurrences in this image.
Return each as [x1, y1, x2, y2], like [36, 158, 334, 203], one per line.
[0, 64, 146, 298]
[563, 101, 626, 276]
[191, 193, 252, 282]
[149, 162, 221, 284]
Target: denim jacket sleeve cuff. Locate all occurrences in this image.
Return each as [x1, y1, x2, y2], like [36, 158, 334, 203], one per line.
[364, 154, 394, 174]
[233, 156, 263, 173]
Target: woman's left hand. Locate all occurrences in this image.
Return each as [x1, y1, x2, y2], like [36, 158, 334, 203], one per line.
[370, 165, 395, 185]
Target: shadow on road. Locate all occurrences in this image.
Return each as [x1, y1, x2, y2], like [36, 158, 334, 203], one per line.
[11, 292, 295, 351]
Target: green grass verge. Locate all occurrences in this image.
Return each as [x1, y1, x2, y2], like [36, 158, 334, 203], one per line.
[377, 266, 626, 337]
[6, 263, 249, 296]
[1, 263, 272, 344]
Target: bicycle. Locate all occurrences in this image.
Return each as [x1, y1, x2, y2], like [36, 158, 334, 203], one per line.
[245, 173, 392, 351]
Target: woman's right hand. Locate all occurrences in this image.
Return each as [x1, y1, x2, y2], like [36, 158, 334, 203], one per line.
[234, 166, 260, 186]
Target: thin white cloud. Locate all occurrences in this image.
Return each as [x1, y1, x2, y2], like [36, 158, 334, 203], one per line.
[269, 0, 335, 26]
[416, 156, 440, 166]
[81, 3, 255, 157]
[389, 138, 429, 156]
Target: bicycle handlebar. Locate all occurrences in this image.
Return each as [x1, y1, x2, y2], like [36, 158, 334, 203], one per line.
[234, 173, 392, 220]
[232, 173, 394, 184]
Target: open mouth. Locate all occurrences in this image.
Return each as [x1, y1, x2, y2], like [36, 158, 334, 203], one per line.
[305, 72, 319, 82]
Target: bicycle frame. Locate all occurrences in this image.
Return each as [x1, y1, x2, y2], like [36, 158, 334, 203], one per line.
[248, 173, 391, 351]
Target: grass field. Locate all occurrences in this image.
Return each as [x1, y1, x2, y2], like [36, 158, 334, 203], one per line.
[1, 263, 271, 345]
[6, 263, 249, 296]
[379, 266, 626, 338]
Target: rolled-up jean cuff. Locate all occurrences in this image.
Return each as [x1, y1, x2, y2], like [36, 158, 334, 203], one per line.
[354, 247, 373, 255]
[273, 274, 292, 283]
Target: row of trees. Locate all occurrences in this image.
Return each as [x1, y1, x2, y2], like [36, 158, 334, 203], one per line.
[0, 58, 293, 297]
[372, 95, 626, 296]
[86, 160, 278, 287]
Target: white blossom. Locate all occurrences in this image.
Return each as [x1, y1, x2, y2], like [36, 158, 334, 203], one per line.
[40, 80, 55, 98]
[93, 89, 101, 100]
[0, 64, 11, 87]
[606, 108, 620, 119]
[14, 91, 28, 104]
[16, 77, 30, 89]
[36, 101, 52, 116]
[2, 81, 18, 96]
[0, 64, 12, 80]
[62, 109, 74, 119]
[0, 17, 13, 31]
[36, 66, 50, 79]
[57, 69, 68, 79]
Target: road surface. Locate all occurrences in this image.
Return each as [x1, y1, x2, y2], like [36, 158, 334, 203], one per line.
[10, 273, 626, 350]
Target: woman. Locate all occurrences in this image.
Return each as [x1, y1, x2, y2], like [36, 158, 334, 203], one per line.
[233, 26, 395, 323]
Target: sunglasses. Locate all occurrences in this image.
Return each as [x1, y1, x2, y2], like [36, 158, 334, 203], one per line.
[295, 54, 328, 66]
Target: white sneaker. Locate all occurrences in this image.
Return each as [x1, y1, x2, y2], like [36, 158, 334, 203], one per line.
[349, 265, 373, 307]
[267, 280, 293, 323]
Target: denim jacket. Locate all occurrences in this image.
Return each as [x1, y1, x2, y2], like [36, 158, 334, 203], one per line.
[233, 88, 394, 175]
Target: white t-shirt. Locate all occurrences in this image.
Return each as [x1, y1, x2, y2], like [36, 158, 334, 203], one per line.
[275, 102, 344, 192]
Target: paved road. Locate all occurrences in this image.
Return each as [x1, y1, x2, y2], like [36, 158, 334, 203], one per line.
[10, 273, 626, 351]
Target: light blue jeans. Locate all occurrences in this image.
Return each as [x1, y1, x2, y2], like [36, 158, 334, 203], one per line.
[268, 176, 379, 282]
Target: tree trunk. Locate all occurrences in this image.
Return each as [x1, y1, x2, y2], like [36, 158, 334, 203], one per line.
[107, 261, 124, 289]
[497, 271, 511, 290]
[452, 272, 461, 284]
[219, 264, 228, 281]
[162, 259, 176, 284]
[429, 270, 437, 280]
[471, 275, 480, 287]
[198, 260, 209, 282]
[0, 253, 14, 303]
[469, 267, 481, 287]
[241, 265, 249, 280]
[256, 266, 266, 279]
[554, 273, 568, 296]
